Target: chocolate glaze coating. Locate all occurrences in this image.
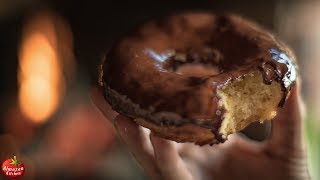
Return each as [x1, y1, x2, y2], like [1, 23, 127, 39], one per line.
[101, 12, 297, 143]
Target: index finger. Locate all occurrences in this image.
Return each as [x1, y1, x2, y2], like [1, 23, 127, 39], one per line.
[91, 86, 118, 122]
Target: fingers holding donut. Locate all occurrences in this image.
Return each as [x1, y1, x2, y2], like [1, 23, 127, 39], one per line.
[113, 115, 162, 179]
[92, 88, 192, 179]
[115, 116, 194, 180]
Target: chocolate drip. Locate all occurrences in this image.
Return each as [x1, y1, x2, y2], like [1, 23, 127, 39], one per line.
[259, 48, 297, 107]
[211, 128, 227, 144]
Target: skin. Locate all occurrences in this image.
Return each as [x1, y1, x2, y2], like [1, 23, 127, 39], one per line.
[91, 84, 310, 180]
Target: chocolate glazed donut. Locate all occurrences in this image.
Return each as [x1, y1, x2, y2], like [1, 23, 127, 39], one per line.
[99, 12, 297, 145]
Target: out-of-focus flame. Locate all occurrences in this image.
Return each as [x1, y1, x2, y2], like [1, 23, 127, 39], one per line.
[18, 11, 73, 123]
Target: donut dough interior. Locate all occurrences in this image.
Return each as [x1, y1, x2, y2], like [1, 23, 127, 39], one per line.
[218, 71, 283, 135]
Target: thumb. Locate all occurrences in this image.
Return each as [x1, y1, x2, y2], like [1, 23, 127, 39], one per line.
[266, 83, 305, 154]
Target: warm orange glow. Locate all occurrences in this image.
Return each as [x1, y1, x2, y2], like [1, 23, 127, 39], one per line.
[19, 34, 61, 85]
[18, 12, 67, 123]
[19, 76, 60, 122]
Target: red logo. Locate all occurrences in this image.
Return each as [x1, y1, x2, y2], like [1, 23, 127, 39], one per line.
[2, 156, 25, 178]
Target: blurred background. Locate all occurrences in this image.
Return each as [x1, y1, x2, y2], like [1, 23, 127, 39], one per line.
[0, 0, 319, 179]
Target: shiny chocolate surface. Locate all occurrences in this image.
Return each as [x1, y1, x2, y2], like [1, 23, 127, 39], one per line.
[101, 13, 297, 142]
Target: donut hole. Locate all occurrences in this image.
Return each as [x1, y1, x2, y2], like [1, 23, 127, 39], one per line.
[163, 46, 222, 76]
[218, 71, 283, 135]
[176, 64, 219, 76]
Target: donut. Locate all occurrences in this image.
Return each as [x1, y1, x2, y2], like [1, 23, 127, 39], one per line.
[99, 12, 297, 145]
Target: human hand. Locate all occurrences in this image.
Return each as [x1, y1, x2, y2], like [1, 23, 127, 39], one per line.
[91, 85, 310, 180]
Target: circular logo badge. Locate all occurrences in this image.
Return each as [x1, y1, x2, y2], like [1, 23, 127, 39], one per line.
[2, 156, 25, 179]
